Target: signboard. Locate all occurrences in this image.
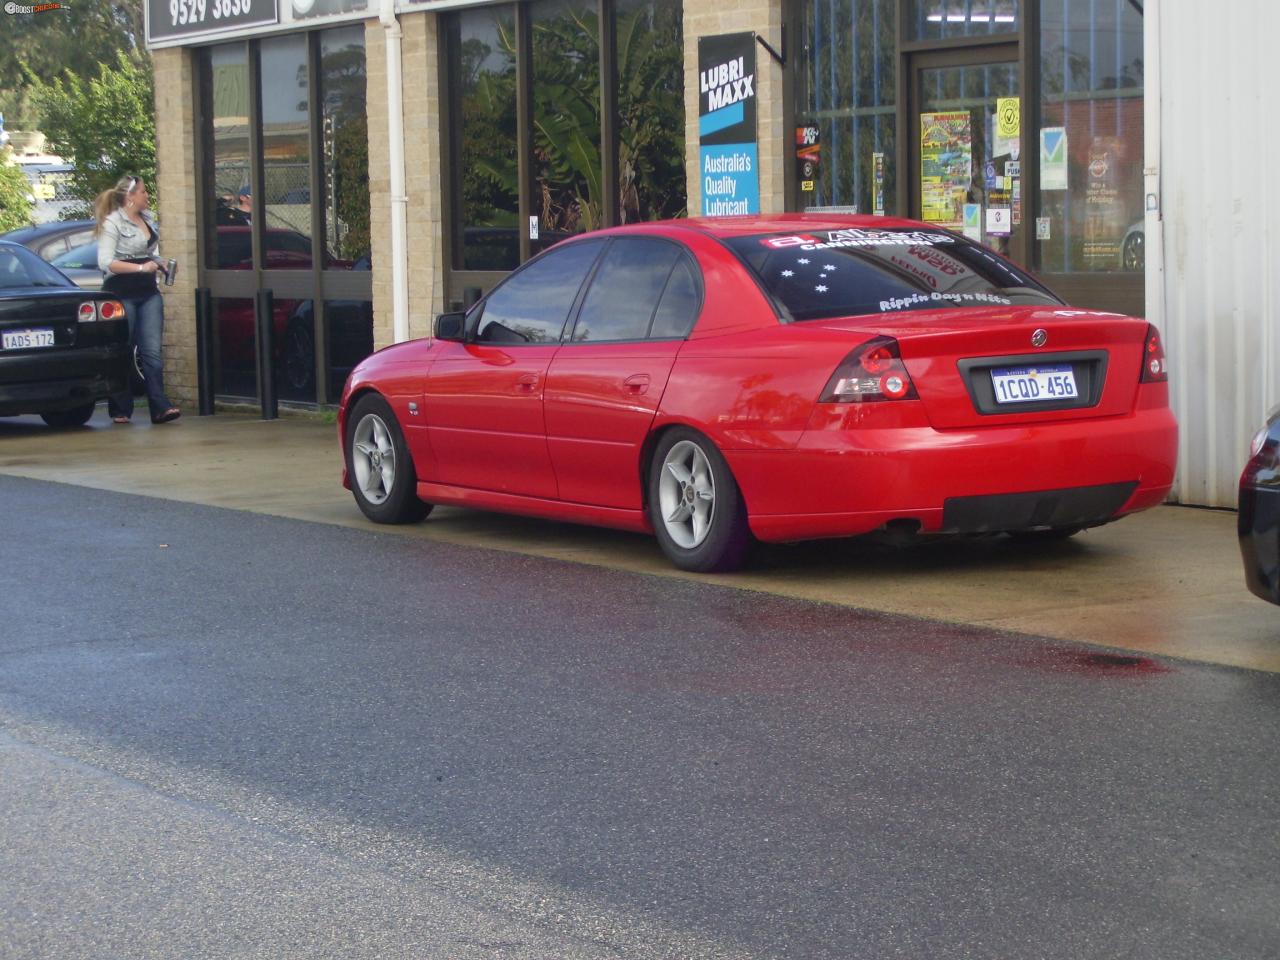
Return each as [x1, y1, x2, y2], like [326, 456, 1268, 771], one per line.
[698, 33, 758, 217]
[919, 111, 971, 228]
[147, 0, 278, 44]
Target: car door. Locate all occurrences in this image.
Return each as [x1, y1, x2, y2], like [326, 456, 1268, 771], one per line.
[424, 238, 606, 499]
[545, 236, 703, 509]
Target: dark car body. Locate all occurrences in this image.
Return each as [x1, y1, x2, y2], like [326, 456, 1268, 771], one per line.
[0, 219, 97, 262]
[1239, 408, 1280, 604]
[0, 241, 131, 426]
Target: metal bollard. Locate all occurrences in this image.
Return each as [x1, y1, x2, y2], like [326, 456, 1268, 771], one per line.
[195, 287, 215, 416]
[255, 288, 278, 421]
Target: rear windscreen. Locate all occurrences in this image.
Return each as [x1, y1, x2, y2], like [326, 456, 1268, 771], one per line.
[724, 228, 1062, 322]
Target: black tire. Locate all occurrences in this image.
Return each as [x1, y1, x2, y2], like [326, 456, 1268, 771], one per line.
[345, 392, 432, 524]
[130, 345, 146, 397]
[647, 427, 751, 572]
[1008, 525, 1083, 543]
[40, 403, 96, 428]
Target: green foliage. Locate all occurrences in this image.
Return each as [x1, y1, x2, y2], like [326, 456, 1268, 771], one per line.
[0, 152, 34, 232]
[29, 52, 156, 209]
[0, 0, 148, 129]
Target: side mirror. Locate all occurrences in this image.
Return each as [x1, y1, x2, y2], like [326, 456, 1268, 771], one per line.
[435, 311, 467, 342]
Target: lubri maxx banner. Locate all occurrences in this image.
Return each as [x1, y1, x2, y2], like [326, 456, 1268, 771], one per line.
[698, 32, 759, 217]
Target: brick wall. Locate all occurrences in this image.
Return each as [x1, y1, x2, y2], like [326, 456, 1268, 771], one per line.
[152, 46, 200, 406]
[684, 0, 786, 216]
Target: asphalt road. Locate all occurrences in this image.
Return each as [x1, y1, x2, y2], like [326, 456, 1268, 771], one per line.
[2, 475, 1278, 959]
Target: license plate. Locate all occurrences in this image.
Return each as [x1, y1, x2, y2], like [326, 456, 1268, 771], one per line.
[991, 364, 1078, 404]
[1, 328, 56, 350]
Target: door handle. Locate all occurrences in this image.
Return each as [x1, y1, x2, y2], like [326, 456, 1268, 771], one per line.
[623, 373, 651, 395]
[516, 373, 540, 393]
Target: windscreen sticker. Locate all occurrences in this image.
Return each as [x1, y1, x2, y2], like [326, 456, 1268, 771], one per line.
[801, 229, 955, 251]
[879, 291, 1012, 312]
[760, 234, 820, 248]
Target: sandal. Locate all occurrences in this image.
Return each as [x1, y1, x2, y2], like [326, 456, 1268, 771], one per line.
[151, 408, 181, 424]
[111, 415, 131, 424]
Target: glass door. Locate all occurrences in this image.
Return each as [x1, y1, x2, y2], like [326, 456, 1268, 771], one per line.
[909, 48, 1025, 263]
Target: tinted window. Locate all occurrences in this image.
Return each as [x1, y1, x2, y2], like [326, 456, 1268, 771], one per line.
[650, 256, 700, 338]
[52, 242, 98, 271]
[0, 246, 71, 289]
[476, 239, 604, 343]
[725, 228, 1062, 322]
[572, 238, 683, 342]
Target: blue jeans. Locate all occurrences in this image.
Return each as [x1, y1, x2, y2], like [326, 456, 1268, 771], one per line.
[108, 291, 173, 421]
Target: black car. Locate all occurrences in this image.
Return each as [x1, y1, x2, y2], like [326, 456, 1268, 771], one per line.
[0, 219, 97, 262]
[1239, 407, 1280, 604]
[0, 240, 131, 427]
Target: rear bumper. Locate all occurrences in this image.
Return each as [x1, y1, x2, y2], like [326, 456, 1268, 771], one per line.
[1239, 482, 1280, 605]
[0, 346, 131, 416]
[729, 406, 1178, 542]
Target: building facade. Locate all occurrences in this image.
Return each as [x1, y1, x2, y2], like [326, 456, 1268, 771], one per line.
[146, 0, 1277, 507]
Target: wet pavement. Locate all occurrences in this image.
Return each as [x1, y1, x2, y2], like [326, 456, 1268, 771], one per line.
[2, 476, 1278, 959]
[1, 408, 1276, 671]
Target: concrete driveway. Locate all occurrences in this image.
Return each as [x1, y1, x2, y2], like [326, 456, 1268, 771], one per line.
[2, 408, 1276, 672]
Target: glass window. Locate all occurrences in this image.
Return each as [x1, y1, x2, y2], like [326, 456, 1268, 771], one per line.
[476, 239, 604, 343]
[50, 242, 98, 271]
[615, 0, 685, 222]
[277, 296, 316, 403]
[650, 256, 700, 338]
[288, 0, 368, 20]
[572, 238, 682, 341]
[530, 0, 601, 253]
[207, 43, 251, 268]
[325, 295, 374, 398]
[319, 26, 370, 266]
[725, 229, 1061, 322]
[0, 245, 68, 288]
[454, 5, 520, 270]
[1038, 0, 1144, 276]
[906, 0, 1018, 41]
[797, 0, 896, 215]
[213, 296, 258, 398]
[260, 35, 313, 270]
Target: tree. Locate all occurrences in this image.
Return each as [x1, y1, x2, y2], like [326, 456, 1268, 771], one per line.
[0, 151, 34, 232]
[29, 52, 156, 212]
[0, 0, 148, 129]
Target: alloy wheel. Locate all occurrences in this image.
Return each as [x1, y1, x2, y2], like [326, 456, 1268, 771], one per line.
[351, 412, 397, 505]
[657, 439, 717, 549]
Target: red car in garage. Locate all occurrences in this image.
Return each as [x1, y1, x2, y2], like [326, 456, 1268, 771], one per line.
[338, 215, 1178, 572]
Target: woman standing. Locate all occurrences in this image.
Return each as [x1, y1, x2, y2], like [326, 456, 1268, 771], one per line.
[95, 175, 180, 424]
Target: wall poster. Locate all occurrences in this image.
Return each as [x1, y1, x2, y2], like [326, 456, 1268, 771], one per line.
[919, 111, 972, 228]
[1083, 135, 1126, 268]
[698, 33, 759, 217]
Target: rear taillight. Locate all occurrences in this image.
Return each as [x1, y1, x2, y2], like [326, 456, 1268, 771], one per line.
[1140, 324, 1168, 382]
[98, 300, 124, 321]
[78, 302, 97, 322]
[820, 336, 918, 403]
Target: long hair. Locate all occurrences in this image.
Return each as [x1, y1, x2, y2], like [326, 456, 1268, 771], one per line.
[93, 175, 141, 233]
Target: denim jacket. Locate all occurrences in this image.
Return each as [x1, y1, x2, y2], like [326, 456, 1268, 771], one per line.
[97, 208, 160, 275]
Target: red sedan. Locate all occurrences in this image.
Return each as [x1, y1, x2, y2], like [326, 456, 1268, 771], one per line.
[338, 215, 1177, 571]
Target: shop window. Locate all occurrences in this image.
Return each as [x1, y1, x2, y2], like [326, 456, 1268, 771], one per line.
[905, 0, 1018, 40]
[207, 43, 250, 268]
[325, 295, 374, 399]
[260, 35, 313, 270]
[455, 5, 521, 271]
[530, 0, 602, 254]
[213, 296, 258, 399]
[615, 0, 685, 222]
[320, 26, 371, 266]
[1037, 0, 1144, 276]
[797, 0, 897, 215]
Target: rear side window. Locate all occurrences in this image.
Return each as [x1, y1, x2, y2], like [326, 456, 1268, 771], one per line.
[725, 228, 1062, 322]
[649, 257, 701, 339]
[476, 239, 605, 344]
[572, 238, 690, 342]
